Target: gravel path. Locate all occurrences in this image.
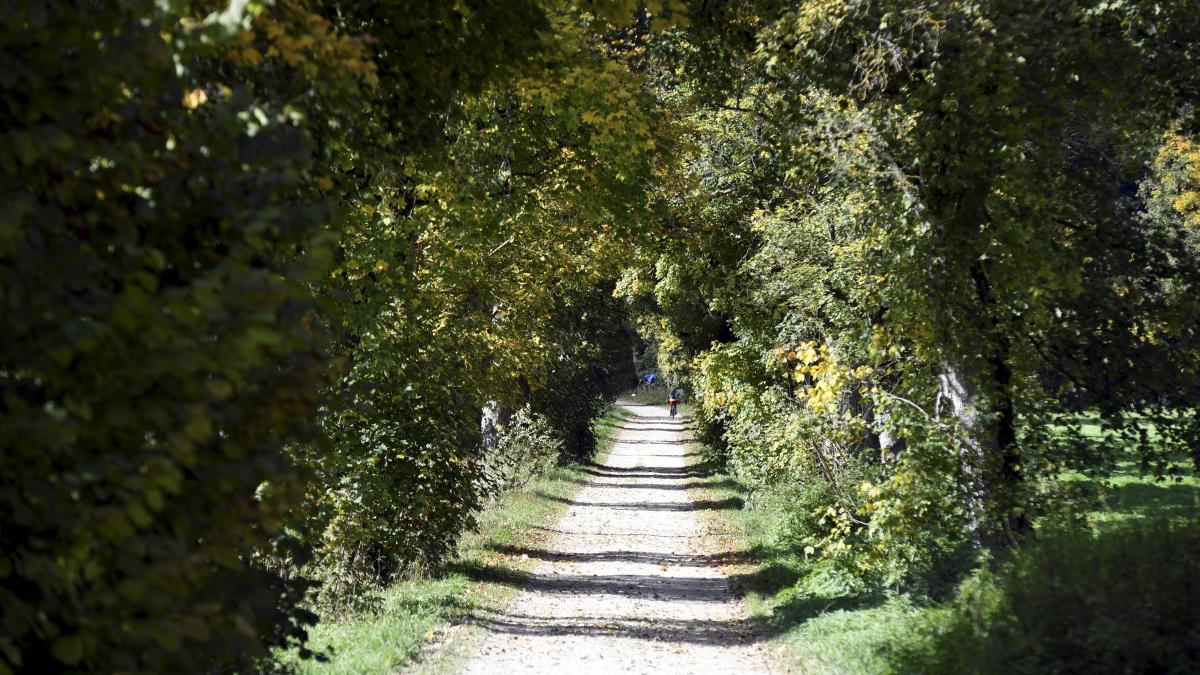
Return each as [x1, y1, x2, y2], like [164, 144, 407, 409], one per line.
[460, 401, 774, 674]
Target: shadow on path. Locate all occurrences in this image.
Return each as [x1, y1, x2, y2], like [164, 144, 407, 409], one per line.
[534, 492, 744, 512]
[467, 610, 760, 646]
[560, 476, 739, 491]
[457, 408, 789, 661]
[487, 545, 751, 567]
[612, 424, 694, 432]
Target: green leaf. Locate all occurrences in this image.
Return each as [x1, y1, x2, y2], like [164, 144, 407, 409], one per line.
[51, 634, 83, 666]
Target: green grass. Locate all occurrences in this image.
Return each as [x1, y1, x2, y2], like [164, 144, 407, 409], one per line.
[276, 404, 630, 674]
[689, 459, 922, 674]
[1060, 459, 1200, 529]
[687, 417, 1200, 674]
[1048, 411, 1200, 527]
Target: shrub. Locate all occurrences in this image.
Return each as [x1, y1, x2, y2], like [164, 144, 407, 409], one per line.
[895, 517, 1200, 674]
[305, 362, 486, 602]
[484, 407, 563, 494]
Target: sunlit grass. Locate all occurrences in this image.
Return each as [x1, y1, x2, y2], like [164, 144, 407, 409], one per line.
[1049, 411, 1200, 529]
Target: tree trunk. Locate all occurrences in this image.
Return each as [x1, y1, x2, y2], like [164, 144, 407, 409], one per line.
[481, 400, 502, 453]
[929, 190, 1030, 547]
[480, 400, 514, 453]
[933, 251, 1030, 548]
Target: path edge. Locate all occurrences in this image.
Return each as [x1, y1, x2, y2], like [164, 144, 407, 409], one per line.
[684, 421, 784, 674]
[405, 403, 630, 675]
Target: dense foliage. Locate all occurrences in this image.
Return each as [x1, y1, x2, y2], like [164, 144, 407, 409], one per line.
[1, 0, 659, 670]
[295, 2, 662, 589]
[0, 2, 334, 671]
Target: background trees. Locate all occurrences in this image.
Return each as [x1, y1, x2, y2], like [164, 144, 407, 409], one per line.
[298, 1, 664, 593]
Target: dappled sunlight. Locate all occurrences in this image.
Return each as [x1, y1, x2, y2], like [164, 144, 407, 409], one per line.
[459, 404, 772, 673]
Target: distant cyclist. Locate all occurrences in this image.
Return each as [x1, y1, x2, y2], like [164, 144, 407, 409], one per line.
[668, 387, 682, 418]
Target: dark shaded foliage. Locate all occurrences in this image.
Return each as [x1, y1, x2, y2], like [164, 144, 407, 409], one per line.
[895, 518, 1200, 674]
[0, 2, 332, 671]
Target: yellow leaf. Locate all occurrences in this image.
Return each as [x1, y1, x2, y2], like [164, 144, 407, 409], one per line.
[182, 88, 207, 109]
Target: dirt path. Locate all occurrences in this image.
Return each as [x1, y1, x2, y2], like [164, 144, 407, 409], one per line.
[459, 401, 774, 674]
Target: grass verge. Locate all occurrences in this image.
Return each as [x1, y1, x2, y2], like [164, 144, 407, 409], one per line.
[686, 419, 1199, 673]
[277, 403, 631, 674]
[687, 449, 920, 673]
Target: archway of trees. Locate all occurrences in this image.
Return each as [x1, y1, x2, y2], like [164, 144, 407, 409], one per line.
[3, 1, 1199, 671]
